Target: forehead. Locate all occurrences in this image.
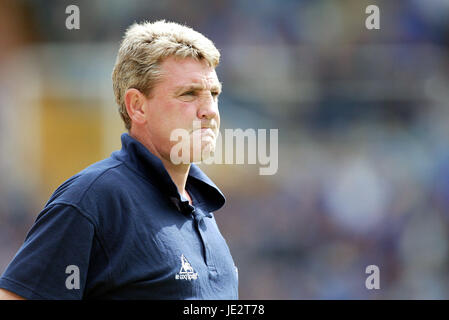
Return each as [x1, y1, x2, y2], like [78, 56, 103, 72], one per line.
[158, 56, 220, 89]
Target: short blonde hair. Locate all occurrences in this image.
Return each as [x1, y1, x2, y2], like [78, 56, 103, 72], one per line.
[112, 20, 220, 130]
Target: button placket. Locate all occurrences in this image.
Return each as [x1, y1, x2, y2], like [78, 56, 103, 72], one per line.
[192, 208, 215, 270]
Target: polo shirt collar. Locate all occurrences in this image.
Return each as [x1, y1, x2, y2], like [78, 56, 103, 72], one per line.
[112, 133, 226, 216]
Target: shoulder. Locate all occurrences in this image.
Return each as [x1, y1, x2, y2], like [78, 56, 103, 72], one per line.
[47, 157, 121, 201]
[44, 155, 163, 226]
[45, 156, 133, 220]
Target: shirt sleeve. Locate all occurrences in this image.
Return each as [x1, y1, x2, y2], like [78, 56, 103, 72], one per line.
[0, 204, 96, 299]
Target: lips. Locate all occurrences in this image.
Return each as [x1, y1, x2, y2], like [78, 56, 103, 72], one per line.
[191, 125, 216, 133]
[190, 122, 218, 140]
[200, 127, 216, 138]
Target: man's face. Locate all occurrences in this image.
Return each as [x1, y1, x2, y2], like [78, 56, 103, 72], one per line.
[142, 56, 221, 163]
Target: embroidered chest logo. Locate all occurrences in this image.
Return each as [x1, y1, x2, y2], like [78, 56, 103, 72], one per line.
[175, 254, 198, 280]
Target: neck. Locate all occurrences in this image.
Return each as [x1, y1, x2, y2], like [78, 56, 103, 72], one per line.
[160, 157, 191, 200]
[129, 130, 191, 202]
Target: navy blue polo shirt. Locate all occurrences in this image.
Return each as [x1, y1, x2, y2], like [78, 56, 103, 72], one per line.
[0, 133, 238, 299]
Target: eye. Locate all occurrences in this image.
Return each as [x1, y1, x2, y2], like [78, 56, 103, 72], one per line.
[183, 91, 195, 96]
[211, 91, 220, 98]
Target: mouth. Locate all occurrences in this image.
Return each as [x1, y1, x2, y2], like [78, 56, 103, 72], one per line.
[200, 127, 216, 137]
[192, 125, 216, 134]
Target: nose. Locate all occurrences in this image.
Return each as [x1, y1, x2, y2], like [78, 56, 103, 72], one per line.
[197, 92, 218, 120]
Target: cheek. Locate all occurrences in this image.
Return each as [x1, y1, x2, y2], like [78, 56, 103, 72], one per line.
[145, 101, 175, 138]
[216, 108, 220, 123]
[214, 107, 220, 129]
[150, 100, 191, 125]
[176, 102, 201, 124]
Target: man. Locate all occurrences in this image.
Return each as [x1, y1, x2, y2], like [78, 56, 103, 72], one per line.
[0, 20, 238, 299]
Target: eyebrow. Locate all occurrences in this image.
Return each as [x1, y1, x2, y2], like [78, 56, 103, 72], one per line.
[174, 82, 222, 94]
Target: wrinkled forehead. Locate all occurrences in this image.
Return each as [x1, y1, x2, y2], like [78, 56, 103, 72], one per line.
[159, 56, 221, 90]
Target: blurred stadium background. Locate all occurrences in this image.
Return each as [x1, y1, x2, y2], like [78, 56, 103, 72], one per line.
[1, 0, 449, 299]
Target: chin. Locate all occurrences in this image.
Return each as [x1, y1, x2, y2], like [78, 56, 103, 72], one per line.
[190, 142, 216, 163]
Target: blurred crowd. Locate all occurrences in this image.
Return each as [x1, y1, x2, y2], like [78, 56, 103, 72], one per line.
[1, 0, 449, 299]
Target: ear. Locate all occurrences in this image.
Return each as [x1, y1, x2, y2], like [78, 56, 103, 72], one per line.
[124, 88, 148, 126]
